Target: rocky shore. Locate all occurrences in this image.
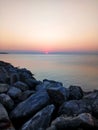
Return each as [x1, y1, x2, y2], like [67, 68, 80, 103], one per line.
[0, 61, 98, 130]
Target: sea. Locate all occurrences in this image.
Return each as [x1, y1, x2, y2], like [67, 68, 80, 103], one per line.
[0, 53, 98, 91]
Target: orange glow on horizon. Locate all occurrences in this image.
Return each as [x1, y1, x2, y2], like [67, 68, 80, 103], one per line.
[0, 0, 98, 52]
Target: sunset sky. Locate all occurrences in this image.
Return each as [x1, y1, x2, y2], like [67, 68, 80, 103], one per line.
[0, 0, 98, 52]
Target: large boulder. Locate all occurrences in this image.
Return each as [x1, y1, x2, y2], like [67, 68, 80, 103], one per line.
[13, 81, 29, 91]
[47, 83, 69, 105]
[10, 90, 50, 125]
[7, 87, 22, 99]
[0, 103, 15, 130]
[21, 104, 55, 130]
[0, 93, 14, 110]
[0, 84, 10, 93]
[68, 85, 83, 100]
[49, 113, 94, 130]
[59, 100, 92, 116]
[36, 79, 69, 105]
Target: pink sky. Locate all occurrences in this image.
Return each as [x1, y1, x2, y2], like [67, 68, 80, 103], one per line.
[0, 0, 98, 52]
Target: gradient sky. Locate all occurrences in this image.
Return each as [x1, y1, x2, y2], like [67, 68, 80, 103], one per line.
[0, 0, 98, 52]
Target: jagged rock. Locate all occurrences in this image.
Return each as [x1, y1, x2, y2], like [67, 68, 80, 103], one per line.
[0, 103, 15, 130]
[59, 100, 92, 116]
[0, 84, 10, 93]
[7, 87, 22, 99]
[10, 90, 50, 126]
[68, 85, 83, 100]
[49, 113, 94, 130]
[21, 104, 55, 130]
[0, 93, 14, 110]
[18, 90, 35, 102]
[13, 81, 29, 91]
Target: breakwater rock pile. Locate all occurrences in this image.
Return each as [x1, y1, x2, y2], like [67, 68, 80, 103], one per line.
[0, 61, 98, 130]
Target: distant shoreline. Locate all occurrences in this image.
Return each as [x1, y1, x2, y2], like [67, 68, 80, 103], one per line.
[0, 51, 98, 55]
[0, 52, 9, 54]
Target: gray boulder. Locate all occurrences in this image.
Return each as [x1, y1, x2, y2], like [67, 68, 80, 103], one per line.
[7, 87, 22, 99]
[49, 113, 94, 129]
[10, 90, 50, 125]
[47, 82, 69, 105]
[0, 93, 14, 110]
[59, 100, 92, 116]
[21, 104, 55, 130]
[68, 85, 83, 100]
[0, 84, 10, 93]
[14, 81, 29, 91]
[36, 79, 69, 105]
[0, 103, 15, 130]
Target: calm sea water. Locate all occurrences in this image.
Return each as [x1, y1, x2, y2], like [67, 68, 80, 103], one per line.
[0, 54, 98, 91]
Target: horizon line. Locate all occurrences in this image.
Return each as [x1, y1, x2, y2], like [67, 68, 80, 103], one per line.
[0, 50, 98, 55]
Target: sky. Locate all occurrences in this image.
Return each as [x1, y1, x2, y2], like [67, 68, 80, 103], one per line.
[0, 0, 98, 52]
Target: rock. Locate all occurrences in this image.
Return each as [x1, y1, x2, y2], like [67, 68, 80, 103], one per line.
[0, 93, 14, 110]
[83, 90, 98, 100]
[50, 113, 94, 129]
[25, 78, 41, 89]
[94, 118, 98, 129]
[92, 98, 98, 117]
[0, 103, 15, 130]
[18, 90, 35, 102]
[0, 84, 10, 93]
[43, 79, 63, 86]
[46, 125, 57, 130]
[17, 68, 34, 82]
[59, 100, 92, 116]
[47, 82, 69, 105]
[21, 104, 55, 130]
[36, 79, 69, 105]
[10, 73, 19, 85]
[10, 90, 50, 126]
[0, 61, 35, 85]
[0, 61, 18, 84]
[68, 85, 83, 100]
[13, 81, 29, 91]
[36, 79, 63, 91]
[35, 83, 45, 91]
[7, 87, 22, 99]
[0, 67, 9, 83]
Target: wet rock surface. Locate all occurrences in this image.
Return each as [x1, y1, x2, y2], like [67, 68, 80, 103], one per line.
[0, 61, 98, 130]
